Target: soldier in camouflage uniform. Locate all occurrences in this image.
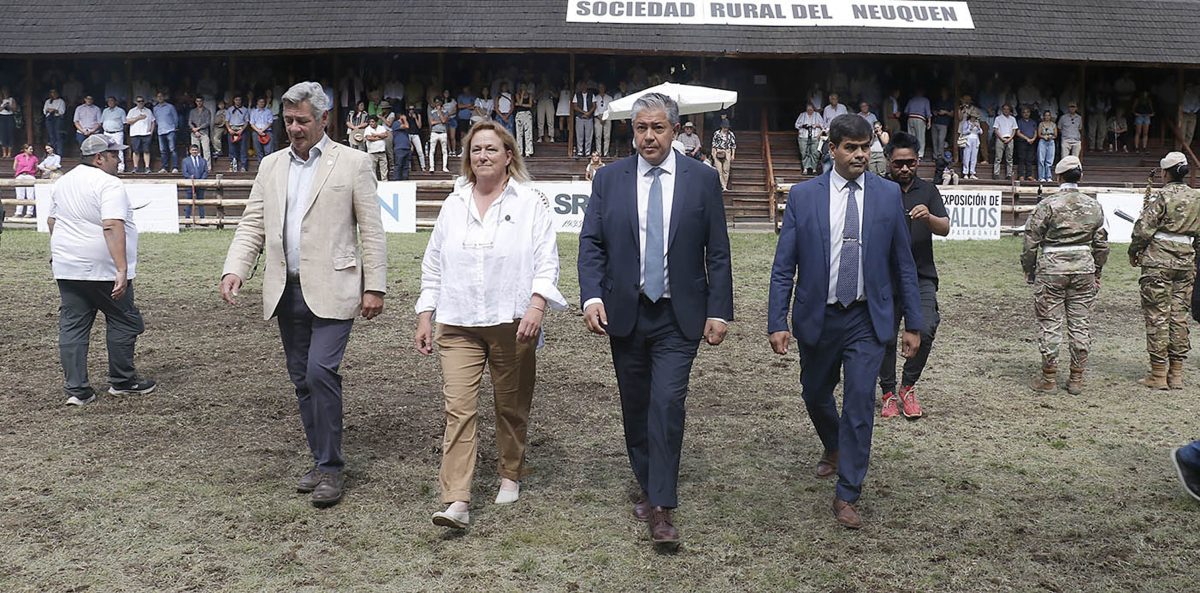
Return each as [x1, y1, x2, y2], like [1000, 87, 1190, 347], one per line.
[1022, 156, 1109, 394]
[1129, 152, 1200, 389]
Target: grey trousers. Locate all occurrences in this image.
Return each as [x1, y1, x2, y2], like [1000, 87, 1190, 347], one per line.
[276, 280, 354, 474]
[575, 117, 594, 155]
[57, 279, 145, 397]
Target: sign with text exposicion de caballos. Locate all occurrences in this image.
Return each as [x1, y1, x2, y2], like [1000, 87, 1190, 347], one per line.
[566, 0, 974, 28]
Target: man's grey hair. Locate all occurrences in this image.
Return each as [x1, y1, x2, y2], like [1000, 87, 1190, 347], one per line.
[630, 92, 680, 126]
[282, 81, 329, 117]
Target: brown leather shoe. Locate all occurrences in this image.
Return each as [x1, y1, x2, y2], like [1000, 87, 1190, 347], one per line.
[632, 491, 651, 522]
[296, 467, 321, 493]
[815, 450, 838, 479]
[311, 471, 344, 508]
[649, 507, 679, 545]
[832, 497, 862, 529]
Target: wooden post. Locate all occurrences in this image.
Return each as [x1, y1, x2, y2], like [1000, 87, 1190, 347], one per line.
[22, 59, 35, 148]
[1178, 66, 1185, 152]
[228, 56, 237, 99]
[696, 57, 706, 145]
[330, 55, 340, 140]
[952, 60, 961, 165]
[568, 53, 576, 157]
[1079, 64, 1087, 153]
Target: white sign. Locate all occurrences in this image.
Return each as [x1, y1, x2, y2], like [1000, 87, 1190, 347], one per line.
[377, 181, 417, 233]
[532, 180, 594, 233]
[567, 1, 974, 28]
[937, 190, 1002, 240]
[36, 182, 180, 234]
[1097, 192, 1144, 244]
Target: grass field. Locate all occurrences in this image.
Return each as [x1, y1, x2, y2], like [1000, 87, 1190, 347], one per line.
[1, 228, 1198, 592]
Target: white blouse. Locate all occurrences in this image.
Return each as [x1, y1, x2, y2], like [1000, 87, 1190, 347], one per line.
[416, 178, 567, 327]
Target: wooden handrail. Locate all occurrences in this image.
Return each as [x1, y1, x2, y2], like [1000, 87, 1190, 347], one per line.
[761, 110, 777, 228]
[1166, 118, 1200, 187]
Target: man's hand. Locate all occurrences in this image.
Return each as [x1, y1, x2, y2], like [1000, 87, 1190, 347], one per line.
[219, 273, 243, 305]
[909, 204, 931, 221]
[111, 273, 128, 300]
[361, 290, 384, 320]
[584, 302, 608, 336]
[901, 330, 921, 358]
[769, 330, 791, 355]
[704, 319, 727, 346]
[516, 306, 545, 343]
[414, 311, 434, 355]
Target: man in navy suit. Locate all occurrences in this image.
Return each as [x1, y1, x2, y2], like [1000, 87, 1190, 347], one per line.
[579, 92, 733, 547]
[181, 143, 208, 219]
[768, 114, 923, 529]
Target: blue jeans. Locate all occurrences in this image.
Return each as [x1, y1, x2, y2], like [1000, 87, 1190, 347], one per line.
[46, 115, 64, 154]
[1037, 139, 1056, 180]
[229, 133, 249, 171]
[157, 133, 178, 170]
[255, 130, 273, 161]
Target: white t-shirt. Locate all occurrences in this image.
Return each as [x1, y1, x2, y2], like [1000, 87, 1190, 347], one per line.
[993, 114, 1019, 139]
[49, 164, 138, 281]
[365, 124, 388, 153]
[126, 106, 155, 136]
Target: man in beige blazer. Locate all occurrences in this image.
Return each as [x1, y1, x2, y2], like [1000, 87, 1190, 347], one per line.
[220, 81, 387, 508]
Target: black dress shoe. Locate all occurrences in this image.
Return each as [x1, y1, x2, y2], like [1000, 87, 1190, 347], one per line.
[311, 471, 344, 507]
[297, 467, 320, 493]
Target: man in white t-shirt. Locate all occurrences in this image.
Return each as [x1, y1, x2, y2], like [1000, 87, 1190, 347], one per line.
[991, 104, 1019, 179]
[48, 134, 156, 406]
[364, 115, 390, 181]
[125, 96, 155, 174]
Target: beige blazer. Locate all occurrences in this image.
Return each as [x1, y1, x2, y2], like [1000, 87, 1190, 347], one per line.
[222, 138, 387, 320]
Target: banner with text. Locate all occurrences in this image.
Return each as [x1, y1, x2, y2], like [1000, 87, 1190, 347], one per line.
[377, 181, 417, 233]
[936, 190, 1002, 240]
[36, 182, 180, 234]
[1097, 192, 1144, 244]
[533, 180, 594, 233]
[567, 1, 974, 28]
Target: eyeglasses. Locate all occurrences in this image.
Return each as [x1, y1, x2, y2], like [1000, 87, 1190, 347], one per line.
[890, 159, 918, 169]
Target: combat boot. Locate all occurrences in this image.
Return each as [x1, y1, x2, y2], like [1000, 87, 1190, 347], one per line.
[1138, 363, 1169, 390]
[1031, 364, 1057, 392]
[1066, 367, 1085, 395]
[1168, 359, 1185, 390]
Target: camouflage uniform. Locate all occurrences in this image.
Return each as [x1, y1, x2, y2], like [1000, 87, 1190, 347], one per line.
[1021, 189, 1109, 371]
[1128, 182, 1200, 365]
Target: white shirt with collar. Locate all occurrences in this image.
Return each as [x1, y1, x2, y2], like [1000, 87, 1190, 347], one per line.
[43, 97, 66, 117]
[595, 93, 612, 118]
[823, 103, 848, 123]
[1059, 182, 1079, 190]
[285, 135, 331, 277]
[827, 167, 866, 305]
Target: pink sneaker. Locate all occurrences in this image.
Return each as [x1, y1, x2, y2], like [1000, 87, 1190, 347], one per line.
[880, 392, 899, 418]
[899, 385, 923, 419]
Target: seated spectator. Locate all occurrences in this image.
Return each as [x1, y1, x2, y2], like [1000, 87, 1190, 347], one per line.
[585, 151, 604, 181]
[37, 144, 62, 179]
[1108, 109, 1129, 152]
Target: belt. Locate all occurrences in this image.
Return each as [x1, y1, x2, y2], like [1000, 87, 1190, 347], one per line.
[1042, 244, 1091, 253]
[827, 300, 865, 311]
[639, 294, 670, 305]
[1155, 231, 1195, 244]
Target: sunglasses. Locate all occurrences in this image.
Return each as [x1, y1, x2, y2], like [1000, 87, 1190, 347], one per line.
[890, 159, 918, 169]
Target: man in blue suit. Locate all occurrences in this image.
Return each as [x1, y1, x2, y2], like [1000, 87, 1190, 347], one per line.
[768, 114, 923, 529]
[181, 143, 208, 219]
[579, 93, 733, 547]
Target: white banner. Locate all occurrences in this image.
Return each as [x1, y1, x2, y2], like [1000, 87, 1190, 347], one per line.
[937, 190, 1002, 240]
[532, 180, 594, 233]
[377, 181, 417, 233]
[36, 182, 180, 234]
[567, 0, 974, 28]
[1097, 192, 1144, 244]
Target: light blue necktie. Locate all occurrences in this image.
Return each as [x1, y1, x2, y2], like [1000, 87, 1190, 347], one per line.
[644, 166, 666, 302]
[835, 179, 861, 307]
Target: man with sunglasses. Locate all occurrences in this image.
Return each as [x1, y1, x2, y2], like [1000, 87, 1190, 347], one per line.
[878, 131, 949, 420]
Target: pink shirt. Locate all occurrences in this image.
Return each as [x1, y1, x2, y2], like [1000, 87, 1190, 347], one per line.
[14, 153, 39, 177]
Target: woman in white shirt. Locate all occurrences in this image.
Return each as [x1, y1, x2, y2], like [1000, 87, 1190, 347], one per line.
[959, 114, 983, 180]
[473, 86, 494, 125]
[414, 121, 566, 530]
[38, 144, 63, 179]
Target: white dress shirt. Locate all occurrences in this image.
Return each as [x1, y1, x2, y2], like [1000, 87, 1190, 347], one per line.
[416, 178, 567, 326]
[43, 97, 66, 117]
[822, 103, 848, 123]
[827, 168, 866, 305]
[285, 135, 330, 277]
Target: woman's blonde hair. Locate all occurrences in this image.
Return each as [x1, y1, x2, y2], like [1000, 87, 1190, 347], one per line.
[459, 120, 531, 185]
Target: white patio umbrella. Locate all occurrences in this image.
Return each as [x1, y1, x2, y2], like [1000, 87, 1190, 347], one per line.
[602, 82, 738, 121]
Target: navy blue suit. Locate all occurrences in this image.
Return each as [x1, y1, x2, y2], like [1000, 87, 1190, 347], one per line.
[579, 149, 733, 508]
[181, 153, 208, 218]
[768, 170, 922, 502]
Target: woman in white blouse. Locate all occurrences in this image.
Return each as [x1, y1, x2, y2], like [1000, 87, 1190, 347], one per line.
[414, 120, 566, 529]
[37, 144, 62, 179]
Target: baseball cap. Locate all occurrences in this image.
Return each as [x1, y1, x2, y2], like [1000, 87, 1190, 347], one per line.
[80, 134, 127, 156]
[1054, 155, 1082, 174]
[1161, 151, 1188, 169]
[683, 121, 694, 128]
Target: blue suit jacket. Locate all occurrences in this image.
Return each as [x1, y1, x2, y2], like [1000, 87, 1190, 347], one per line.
[182, 155, 208, 180]
[768, 170, 923, 347]
[578, 150, 734, 341]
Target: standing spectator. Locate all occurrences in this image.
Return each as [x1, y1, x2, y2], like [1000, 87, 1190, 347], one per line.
[1058, 102, 1083, 158]
[571, 81, 595, 158]
[905, 88, 932, 157]
[364, 115, 389, 181]
[959, 94, 988, 163]
[795, 103, 825, 175]
[0, 89, 17, 159]
[49, 134, 156, 406]
[390, 107, 412, 181]
[868, 120, 889, 177]
[495, 82, 515, 135]
[1108, 108, 1129, 152]
[152, 92, 179, 173]
[1017, 77, 1041, 112]
[405, 103, 427, 173]
[610, 81, 631, 156]
[346, 100, 368, 151]
[378, 101, 396, 177]
[474, 86, 495, 126]
[1132, 90, 1155, 154]
[101, 97, 127, 173]
[181, 143, 208, 220]
[584, 151, 604, 181]
[992, 104, 1018, 180]
[885, 88, 902, 135]
[1181, 82, 1200, 150]
[428, 97, 451, 173]
[555, 78, 572, 142]
[43, 89, 66, 155]
[513, 83, 535, 158]
[189, 97, 213, 164]
[1016, 106, 1039, 182]
[125, 97, 154, 174]
[225, 96, 250, 172]
[856, 101, 877, 127]
[959, 113, 982, 180]
[536, 79, 555, 143]
[441, 89, 458, 158]
[1087, 89, 1111, 153]
[1037, 110, 1059, 182]
[678, 121, 702, 159]
[72, 95, 102, 155]
[415, 121, 566, 530]
[250, 97, 275, 161]
[593, 83, 613, 157]
[456, 85, 476, 149]
[211, 99, 227, 159]
[932, 88, 955, 158]
[711, 117, 736, 191]
[13, 144, 39, 217]
[822, 93, 848, 124]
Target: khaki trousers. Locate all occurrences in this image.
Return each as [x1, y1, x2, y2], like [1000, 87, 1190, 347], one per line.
[436, 322, 536, 503]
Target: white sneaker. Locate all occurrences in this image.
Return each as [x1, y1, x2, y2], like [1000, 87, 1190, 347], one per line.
[441, 168, 450, 173]
[432, 507, 470, 529]
[65, 393, 97, 406]
[494, 482, 520, 505]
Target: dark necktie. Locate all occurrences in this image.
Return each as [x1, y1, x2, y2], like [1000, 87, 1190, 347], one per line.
[644, 167, 666, 302]
[836, 179, 861, 307]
